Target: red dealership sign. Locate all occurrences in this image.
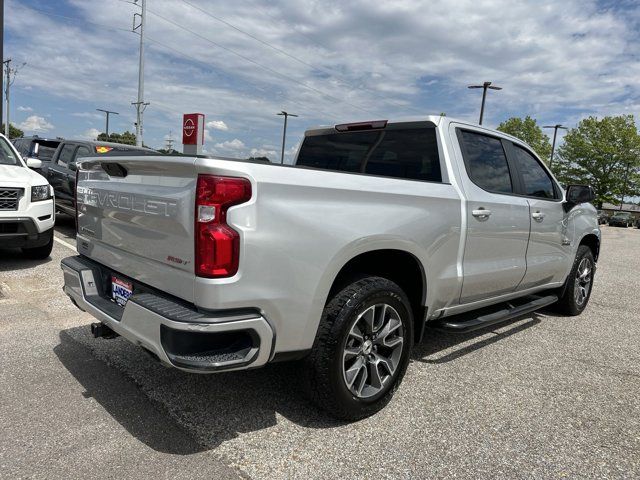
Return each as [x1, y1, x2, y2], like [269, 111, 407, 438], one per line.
[183, 113, 205, 145]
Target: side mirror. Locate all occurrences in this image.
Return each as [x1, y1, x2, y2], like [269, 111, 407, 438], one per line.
[565, 184, 595, 208]
[26, 157, 43, 169]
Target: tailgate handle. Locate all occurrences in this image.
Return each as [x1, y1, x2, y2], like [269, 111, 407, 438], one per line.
[101, 162, 128, 178]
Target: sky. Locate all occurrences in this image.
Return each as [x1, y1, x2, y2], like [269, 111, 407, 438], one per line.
[4, 0, 640, 163]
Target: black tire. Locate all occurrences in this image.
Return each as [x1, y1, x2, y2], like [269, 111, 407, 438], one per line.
[553, 245, 595, 316]
[21, 231, 54, 260]
[301, 276, 414, 421]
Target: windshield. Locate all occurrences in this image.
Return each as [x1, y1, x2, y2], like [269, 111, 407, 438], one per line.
[34, 140, 61, 161]
[612, 212, 631, 219]
[0, 136, 20, 166]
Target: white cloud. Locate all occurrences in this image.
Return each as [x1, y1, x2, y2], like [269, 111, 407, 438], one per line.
[204, 129, 213, 142]
[250, 147, 277, 159]
[18, 115, 54, 133]
[214, 138, 246, 151]
[206, 120, 229, 131]
[72, 112, 103, 120]
[17, 106, 33, 112]
[82, 128, 101, 140]
[5, 0, 640, 150]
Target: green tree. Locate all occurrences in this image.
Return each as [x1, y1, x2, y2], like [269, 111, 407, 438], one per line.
[554, 115, 640, 208]
[97, 131, 137, 145]
[1, 123, 24, 139]
[497, 116, 552, 162]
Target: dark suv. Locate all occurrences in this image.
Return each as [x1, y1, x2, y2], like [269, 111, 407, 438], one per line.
[12, 136, 62, 174]
[45, 140, 156, 215]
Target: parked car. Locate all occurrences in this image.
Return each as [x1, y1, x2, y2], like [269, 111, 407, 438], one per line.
[12, 136, 62, 175]
[608, 211, 633, 227]
[0, 133, 55, 258]
[45, 140, 156, 216]
[60, 116, 600, 420]
[597, 210, 610, 225]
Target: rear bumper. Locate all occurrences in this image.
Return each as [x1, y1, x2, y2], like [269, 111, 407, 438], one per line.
[61, 255, 275, 373]
[0, 217, 53, 248]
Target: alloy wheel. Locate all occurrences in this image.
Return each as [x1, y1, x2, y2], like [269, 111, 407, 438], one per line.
[342, 303, 404, 399]
[574, 257, 593, 307]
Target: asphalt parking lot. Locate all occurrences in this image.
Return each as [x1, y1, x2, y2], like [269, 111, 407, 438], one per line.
[1, 218, 639, 479]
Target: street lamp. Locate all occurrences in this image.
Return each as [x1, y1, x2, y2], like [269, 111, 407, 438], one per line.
[96, 108, 119, 140]
[277, 111, 298, 164]
[468, 81, 502, 125]
[543, 124, 568, 169]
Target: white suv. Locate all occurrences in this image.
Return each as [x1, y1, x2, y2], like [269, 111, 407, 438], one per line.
[0, 133, 55, 259]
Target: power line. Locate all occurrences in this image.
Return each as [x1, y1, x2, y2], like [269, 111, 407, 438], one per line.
[178, 0, 425, 115]
[146, 8, 378, 116]
[16, 5, 345, 125]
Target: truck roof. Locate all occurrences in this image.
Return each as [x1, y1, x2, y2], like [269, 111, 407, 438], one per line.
[303, 115, 526, 146]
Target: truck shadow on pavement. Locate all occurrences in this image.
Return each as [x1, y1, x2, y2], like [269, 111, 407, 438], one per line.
[54, 313, 544, 454]
[413, 313, 542, 364]
[0, 249, 52, 271]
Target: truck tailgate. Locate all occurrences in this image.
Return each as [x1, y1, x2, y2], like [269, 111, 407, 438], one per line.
[76, 156, 198, 302]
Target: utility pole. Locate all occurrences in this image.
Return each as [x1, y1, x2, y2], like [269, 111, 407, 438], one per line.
[96, 108, 119, 139]
[277, 111, 298, 164]
[164, 130, 174, 152]
[468, 81, 502, 125]
[1, 0, 4, 128]
[3, 59, 26, 136]
[2, 59, 8, 137]
[543, 124, 568, 169]
[132, 0, 148, 147]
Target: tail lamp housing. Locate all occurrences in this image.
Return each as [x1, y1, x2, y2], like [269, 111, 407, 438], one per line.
[195, 175, 252, 278]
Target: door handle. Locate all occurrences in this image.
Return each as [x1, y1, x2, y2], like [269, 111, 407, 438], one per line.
[532, 211, 545, 221]
[472, 208, 492, 219]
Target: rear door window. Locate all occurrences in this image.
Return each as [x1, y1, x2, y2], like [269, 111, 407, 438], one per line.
[459, 130, 513, 194]
[70, 146, 92, 171]
[296, 127, 442, 182]
[34, 140, 61, 162]
[57, 144, 76, 169]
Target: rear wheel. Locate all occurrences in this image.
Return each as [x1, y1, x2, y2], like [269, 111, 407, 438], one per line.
[553, 245, 595, 315]
[302, 276, 414, 421]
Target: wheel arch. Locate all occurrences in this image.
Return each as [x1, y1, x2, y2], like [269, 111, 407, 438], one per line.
[579, 233, 600, 262]
[326, 249, 427, 342]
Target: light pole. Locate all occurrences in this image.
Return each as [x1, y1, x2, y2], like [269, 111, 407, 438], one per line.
[277, 111, 298, 164]
[468, 81, 502, 125]
[96, 108, 119, 140]
[543, 124, 568, 169]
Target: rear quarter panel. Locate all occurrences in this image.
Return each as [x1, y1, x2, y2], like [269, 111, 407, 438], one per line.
[192, 158, 462, 353]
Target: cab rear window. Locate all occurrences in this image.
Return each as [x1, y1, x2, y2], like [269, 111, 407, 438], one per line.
[296, 127, 441, 182]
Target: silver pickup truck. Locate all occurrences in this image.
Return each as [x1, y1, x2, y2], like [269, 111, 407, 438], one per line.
[61, 116, 600, 420]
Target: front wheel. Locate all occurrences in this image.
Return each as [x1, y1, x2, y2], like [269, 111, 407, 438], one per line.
[553, 245, 595, 316]
[21, 230, 54, 260]
[302, 276, 414, 421]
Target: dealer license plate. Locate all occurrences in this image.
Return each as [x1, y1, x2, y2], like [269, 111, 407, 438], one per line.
[111, 276, 133, 307]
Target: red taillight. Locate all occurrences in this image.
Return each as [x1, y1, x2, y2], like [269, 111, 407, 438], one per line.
[195, 175, 252, 278]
